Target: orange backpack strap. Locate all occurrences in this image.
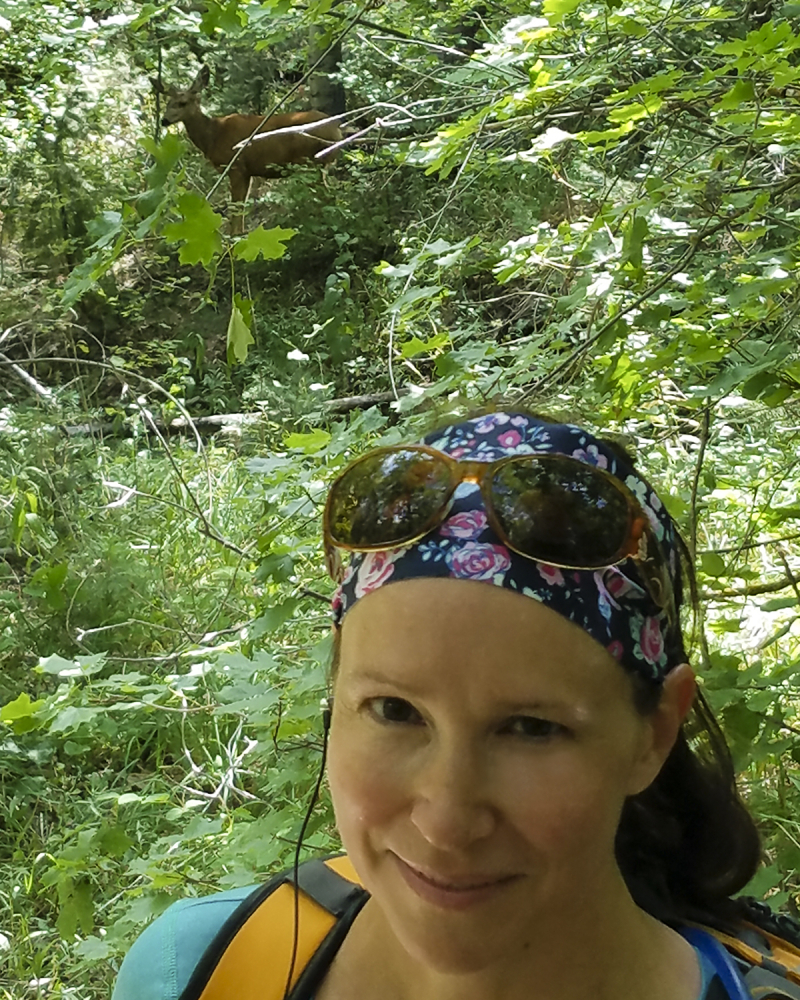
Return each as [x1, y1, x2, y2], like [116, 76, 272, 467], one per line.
[179, 855, 368, 1000]
[703, 921, 800, 999]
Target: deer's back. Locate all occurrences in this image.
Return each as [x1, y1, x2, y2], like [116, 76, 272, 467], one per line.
[213, 110, 342, 173]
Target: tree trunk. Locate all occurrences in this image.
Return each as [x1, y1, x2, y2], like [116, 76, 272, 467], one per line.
[308, 25, 345, 115]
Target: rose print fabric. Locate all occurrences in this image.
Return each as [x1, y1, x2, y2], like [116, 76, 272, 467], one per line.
[331, 412, 686, 682]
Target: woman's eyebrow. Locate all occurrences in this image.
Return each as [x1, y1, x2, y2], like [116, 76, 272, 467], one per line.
[494, 698, 578, 715]
[347, 670, 582, 715]
[347, 668, 424, 694]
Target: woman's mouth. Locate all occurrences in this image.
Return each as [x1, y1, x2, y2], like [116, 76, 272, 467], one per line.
[391, 853, 521, 910]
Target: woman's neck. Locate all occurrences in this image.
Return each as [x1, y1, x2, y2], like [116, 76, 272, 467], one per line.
[318, 878, 700, 1000]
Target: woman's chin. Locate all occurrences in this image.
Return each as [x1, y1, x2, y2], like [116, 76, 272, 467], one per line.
[399, 931, 503, 975]
[382, 908, 525, 976]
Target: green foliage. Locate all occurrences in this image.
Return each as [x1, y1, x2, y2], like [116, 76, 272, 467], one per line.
[7, 0, 800, 994]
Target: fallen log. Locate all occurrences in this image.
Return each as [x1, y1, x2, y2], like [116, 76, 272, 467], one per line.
[58, 388, 408, 439]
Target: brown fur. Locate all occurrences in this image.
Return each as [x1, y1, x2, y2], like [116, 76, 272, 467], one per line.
[154, 66, 342, 222]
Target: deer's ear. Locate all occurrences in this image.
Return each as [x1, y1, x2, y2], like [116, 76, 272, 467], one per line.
[150, 77, 165, 94]
[191, 65, 210, 92]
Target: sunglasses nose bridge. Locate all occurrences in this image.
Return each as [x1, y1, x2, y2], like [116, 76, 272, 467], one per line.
[456, 460, 491, 484]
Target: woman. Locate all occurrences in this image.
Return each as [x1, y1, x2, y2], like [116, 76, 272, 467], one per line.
[113, 410, 766, 1000]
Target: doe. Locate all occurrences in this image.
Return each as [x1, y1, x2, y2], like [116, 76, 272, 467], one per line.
[153, 66, 342, 229]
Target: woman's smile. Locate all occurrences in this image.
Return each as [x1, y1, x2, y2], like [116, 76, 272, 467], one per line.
[391, 852, 523, 910]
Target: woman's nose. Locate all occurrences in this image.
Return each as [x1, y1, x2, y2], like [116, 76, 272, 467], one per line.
[409, 741, 496, 850]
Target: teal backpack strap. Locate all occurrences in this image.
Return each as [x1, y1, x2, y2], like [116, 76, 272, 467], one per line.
[112, 884, 260, 1000]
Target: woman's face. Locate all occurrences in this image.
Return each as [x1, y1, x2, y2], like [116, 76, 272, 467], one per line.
[327, 578, 679, 974]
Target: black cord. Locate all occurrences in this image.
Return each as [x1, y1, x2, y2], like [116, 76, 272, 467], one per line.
[282, 701, 332, 1000]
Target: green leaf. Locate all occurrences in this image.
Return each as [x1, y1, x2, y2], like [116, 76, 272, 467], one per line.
[232, 225, 296, 261]
[215, 689, 280, 717]
[714, 79, 756, 111]
[226, 296, 255, 365]
[255, 551, 295, 584]
[26, 562, 69, 610]
[576, 121, 635, 145]
[621, 19, 647, 37]
[182, 816, 223, 840]
[130, 3, 159, 29]
[284, 429, 331, 453]
[389, 286, 443, 313]
[200, 0, 248, 33]
[723, 700, 762, 742]
[399, 332, 450, 358]
[116, 793, 141, 806]
[742, 370, 783, 401]
[253, 598, 299, 634]
[75, 936, 113, 960]
[86, 211, 123, 250]
[760, 597, 799, 612]
[38, 652, 106, 677]
[700, 552, 727, 577]
[140, 133, 186, 189]
[57, 880, 93, 939]
[543, 0, 583, 23]
[163, 192, 223, 266]
[769, 505, 800, 523]
[607, 98, 662, 123]
[741, 863, 783, 901]
[50, 706, 102, 734]
[1, 692, 45, 733]
[622, 212, 648, 269]
[94, 825, 133, 857]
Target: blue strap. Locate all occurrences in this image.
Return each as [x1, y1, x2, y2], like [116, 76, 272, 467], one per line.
[681, 927, 751, 1000]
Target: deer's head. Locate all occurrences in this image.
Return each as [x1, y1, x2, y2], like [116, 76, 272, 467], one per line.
[153, 65, 210, 127]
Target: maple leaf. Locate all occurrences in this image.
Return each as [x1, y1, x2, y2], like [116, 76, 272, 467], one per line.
[232, 225, 296, 262]
[163, 192, 222, 266]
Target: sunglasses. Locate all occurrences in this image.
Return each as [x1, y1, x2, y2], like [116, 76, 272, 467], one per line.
[323, 445, 676, 625]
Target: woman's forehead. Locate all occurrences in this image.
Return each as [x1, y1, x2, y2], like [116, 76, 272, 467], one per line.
[337, 578, 629, 701]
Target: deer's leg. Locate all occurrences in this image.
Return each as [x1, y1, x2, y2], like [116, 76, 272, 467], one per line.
[229, 170, 251, 234]
[321, 162, 332, 191]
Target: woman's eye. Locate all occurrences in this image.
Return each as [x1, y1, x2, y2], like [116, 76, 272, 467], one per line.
[369, 697, 423, 725]
[501, 716, 566, 740]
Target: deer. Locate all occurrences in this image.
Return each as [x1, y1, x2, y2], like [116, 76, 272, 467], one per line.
[152, 65, 342, 231]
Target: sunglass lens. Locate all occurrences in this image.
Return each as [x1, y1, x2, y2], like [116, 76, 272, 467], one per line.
[491, 457, 630, 566]
[328, 449, 453, 547]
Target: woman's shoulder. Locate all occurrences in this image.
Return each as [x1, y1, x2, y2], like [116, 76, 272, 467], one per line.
[111, 884, 260, 1000]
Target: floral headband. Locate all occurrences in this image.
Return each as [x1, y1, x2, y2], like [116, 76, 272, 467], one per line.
[331, 413, 685, 682]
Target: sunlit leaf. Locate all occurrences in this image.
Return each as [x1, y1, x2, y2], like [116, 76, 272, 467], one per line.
[163, 192, 223, 266]
[227, 296, 255, 364]
[542, 0, 583, 24]
[0, 692, 45, 733]
[232, 225, 296, 261]
[285, 429, 331, 453]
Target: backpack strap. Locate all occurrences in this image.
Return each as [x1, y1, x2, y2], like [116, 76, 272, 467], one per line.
[701, 922, 800, 1000]
[179, 855, 368, 1000]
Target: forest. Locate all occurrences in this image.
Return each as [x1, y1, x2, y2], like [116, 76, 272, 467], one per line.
[3, 0, 800, 994]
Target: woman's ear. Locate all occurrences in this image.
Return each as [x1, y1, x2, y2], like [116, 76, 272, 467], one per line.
[664, 662, 697, 723]
[629, 663, 696, 794]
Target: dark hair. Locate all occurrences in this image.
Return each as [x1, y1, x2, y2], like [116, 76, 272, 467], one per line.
[591, 434, 762, 929]
[614, 566, 761, 930]
[617, 686, 761, 930]
[328, 410, 762, 930]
